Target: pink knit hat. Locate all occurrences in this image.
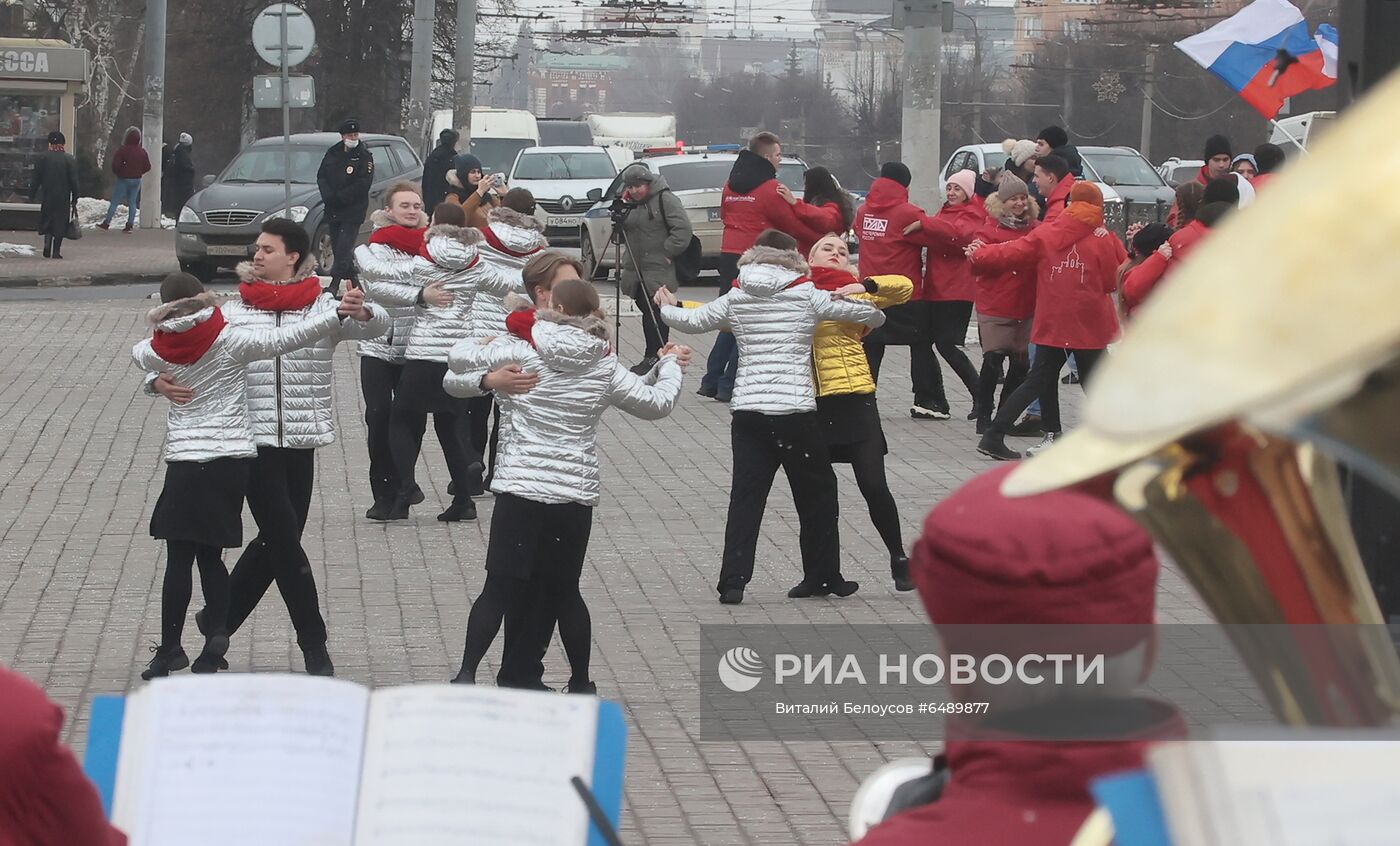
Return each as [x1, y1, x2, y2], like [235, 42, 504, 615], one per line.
[946, 169, 977, 201]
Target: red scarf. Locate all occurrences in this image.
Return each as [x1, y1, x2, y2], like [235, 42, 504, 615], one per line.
[481, 225, 543, 259]
[505, 307, 537, 346]
[151, 308, 226, 365]
[369, 224, 426, 256]
[239, 276, 323, 312]
[808, 265, 859, 292]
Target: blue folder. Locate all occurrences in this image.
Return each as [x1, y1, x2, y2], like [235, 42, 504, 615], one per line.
[1089, 769, 1173, 846]
[83, 692, 628, 846]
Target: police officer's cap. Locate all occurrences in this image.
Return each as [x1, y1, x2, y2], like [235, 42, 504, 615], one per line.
[338, 118, 360, 135]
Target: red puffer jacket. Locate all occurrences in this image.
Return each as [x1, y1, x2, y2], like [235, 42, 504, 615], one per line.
[904, 198, 987, 302]
[854, 178, 925, 286]
[720, 150, 804, 255]
[969, 200, 1125, 349]
[790, 199, 846, 257]
[1121, 218, 1210, 317]
[970, 194, 1040, 320]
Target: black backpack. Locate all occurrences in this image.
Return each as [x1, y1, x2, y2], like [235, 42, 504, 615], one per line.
[658, 188, 702, 285]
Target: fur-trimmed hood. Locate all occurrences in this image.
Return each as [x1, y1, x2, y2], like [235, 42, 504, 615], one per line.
[487, 205, 545, 234]
[984, 193, 1040, 229]
[371, 208, 429, 229]
[423, 221, 484, 268]
[446, 170, 464, 189]
[234, 250, 319, 284]
[425, 221, 483, 247]
[147, 291, 221, 329]
[736, 246, 810, 297]
[505, 292, 533, 312]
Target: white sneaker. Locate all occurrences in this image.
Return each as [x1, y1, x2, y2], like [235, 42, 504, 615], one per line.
[910, 404, 951, 420]
[1024, 433, 1058, 456]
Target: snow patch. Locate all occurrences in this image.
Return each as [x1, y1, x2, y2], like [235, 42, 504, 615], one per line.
[76, 196, 176, 230]
[0, 242, 36, 258]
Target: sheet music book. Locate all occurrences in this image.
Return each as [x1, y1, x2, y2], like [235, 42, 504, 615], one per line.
[83, 675, 626, 846]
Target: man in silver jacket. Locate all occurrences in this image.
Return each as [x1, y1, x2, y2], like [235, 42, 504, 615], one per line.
[148, 217, 387, 675]
[656, 230, 886, 605]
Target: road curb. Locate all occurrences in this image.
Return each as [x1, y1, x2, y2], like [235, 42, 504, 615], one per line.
[0, 272, 168, 289]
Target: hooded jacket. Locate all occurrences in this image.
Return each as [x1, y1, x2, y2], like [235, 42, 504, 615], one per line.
[132, 292, 344, 462]
[111, 127, 151, 180]
[354, 209, 428, 363]
[1039, 174, 1075, 224]
[1051, 142, 1084, 179]
[405, 224, 519, 362]
[220, 255, 388, 448]
[971, 193, 1040, 321]
[619, 169, 693, 295]
[660, 246, 886, 414]
[904, 197, 988, 302]
[444, 155, 502, 229]
[854, 178, 925, 284]
[443, 307, 683, 506]
[468, 206, 547, 341]
[969, 199, 1124, 350]
[1121, 218, 1210, 318]
[719, 150, 804, 255]
[421, 138, 458, 210]
[811, 271, 913, 397]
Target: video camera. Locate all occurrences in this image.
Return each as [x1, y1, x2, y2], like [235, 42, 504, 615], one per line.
[608, 196, 638, 227]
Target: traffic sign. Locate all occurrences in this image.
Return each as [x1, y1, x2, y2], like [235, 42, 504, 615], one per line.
[252, 3, 316, 68]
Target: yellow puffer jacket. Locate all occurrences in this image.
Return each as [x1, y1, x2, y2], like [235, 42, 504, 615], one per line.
[813, 274, 914, 397]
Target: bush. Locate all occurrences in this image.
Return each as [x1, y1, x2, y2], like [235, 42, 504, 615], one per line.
[76, 148, 108, 198]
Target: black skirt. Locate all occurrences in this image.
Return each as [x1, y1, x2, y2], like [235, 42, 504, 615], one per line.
[394, 359, 465, 415]
[150, 457, 252, 548]
[817, 393, 887, 463]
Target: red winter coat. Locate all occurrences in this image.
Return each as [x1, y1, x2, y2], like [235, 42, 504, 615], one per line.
[110, 127, 151, 180]
[790, 199, 847, 257]
[855, 706, 1186, 846]
[1039, 174, 1074, 224]
[904, 198, 987, 302]
[971, 194, 1040, 320]
[720, 150, 804, 255]
[970, 201, 1125, 349]
[0, 667, 127, 846]
[1120, 219, 1209, 318]
[854, 178, 925, 288]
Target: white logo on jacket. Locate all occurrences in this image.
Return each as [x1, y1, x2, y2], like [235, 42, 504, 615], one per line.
[862, 217, 889, 236]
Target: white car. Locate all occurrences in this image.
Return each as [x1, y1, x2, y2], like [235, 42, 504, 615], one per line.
[1157, 157, 1205, 186]
[508, 146, 627, 245]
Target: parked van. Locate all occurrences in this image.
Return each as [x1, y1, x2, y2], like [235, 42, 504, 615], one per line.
[429, 107, 540, 175]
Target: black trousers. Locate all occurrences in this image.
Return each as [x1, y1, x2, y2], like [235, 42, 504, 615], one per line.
[719, 411, 842, 592]
[327, 218, 360, 287]
[632, 283, 670, 359]
[865, 342, 944, 409]
[226, 446, 327, 648]
[388, 400, 479, 497]
[989, 346, 1105, 435]
[361, 357, 405, 503]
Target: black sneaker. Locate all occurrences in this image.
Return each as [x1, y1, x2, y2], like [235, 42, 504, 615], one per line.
[630, 356, 659, 376]
[303, 645, 335, 677]
[696, 384, 718, 399]
[565, 680, 598, 695]
[891, 555, 915, 592]
[141, 644, 189, 680]
[193, 609, 230, 669]
[437, 497, 478, 522]
[715, 387, 733, 403]
[977, 433, 1021, 461]
[367, 492, 411, 521]
[719, 587, 745, 605]
[826, 579, 860, 597]
[787, 581, 828, 599]
[191, 634, 231, 674]
[910, 403, 951, 420]
[449, 669, 476, 685]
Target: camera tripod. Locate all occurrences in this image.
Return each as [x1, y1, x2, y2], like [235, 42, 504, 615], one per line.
[607, 209, 669, 367]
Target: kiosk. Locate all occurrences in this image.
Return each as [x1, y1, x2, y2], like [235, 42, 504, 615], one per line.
[0, 38, 88, 228]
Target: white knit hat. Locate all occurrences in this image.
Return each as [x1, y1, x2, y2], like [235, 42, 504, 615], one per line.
[1001, 138, 1037, 167]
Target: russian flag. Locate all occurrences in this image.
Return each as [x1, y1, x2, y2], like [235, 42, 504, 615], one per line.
[1176, 0, 1339, 119]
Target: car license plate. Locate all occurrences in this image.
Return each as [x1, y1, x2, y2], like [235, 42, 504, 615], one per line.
[707, 208, 721, 222]
[207, 245, 250, 256]
[548, 215, 579, 228]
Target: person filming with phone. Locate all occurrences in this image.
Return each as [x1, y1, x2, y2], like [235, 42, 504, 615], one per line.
[444, 153, 504, 230]
[613, 164, 693, 374]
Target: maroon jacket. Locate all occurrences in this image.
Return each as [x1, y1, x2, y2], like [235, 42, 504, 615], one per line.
[111, 127, 151, 180]
[0, 667, 126, 846]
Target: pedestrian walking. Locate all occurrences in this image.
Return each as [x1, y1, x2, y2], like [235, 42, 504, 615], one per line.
[901, 169, 987, 421]
[806, 234, 915, 591]
[317, 118, 374, 290]
[969, 182, 1125, 461]
[421, 129, 460, 211]
[99, 126, 150, 232]
[656, 229, 886, 604]
[967, 172, 1040, 435]
[702, 132, 805, 403]
[147, 218, 388, 676]
[777, 166, 855, 257]
[1034, 125, 1083, 178]
[132, 271, 356, 679]
[445, 278, 688, 691]
[444, 152, 502, 229]
[615, 164, 692, 373]
[162, 132, 195, 219]
[28, 130, 78, 260]
[352, 182, 452, 519]
[855, 162, 941, 418]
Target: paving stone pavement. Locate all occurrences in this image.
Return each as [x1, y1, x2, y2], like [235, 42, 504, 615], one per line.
[0, 229, 178, 285]
[0, 291, 1215, 845]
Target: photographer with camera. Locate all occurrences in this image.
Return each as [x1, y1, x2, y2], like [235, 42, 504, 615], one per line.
[614, 165, 693, 374]
[444, 153, 503, 230]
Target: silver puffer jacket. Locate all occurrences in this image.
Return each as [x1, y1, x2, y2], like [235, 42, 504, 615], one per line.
[661, 246, 886, 415]
[467, 206, 547, 342]
[133, 293, 344, 462]
[354, 209, 428, 363]
[224, 257, 388, 449]
[443, 310, 683, 506]
[404, 224, 520, 362]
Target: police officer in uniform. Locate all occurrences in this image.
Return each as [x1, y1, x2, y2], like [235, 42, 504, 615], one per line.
[316, 118, 374, 289]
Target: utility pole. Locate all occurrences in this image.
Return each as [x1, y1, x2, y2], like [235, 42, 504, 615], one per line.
[408, 0, 435, 155]
[454, 0, 477, 151]
[1140, 44, 1156, 161]
[1062, 46, 1073, 131]
[139, 0, 166, 230]
[900, 0, 942, 211]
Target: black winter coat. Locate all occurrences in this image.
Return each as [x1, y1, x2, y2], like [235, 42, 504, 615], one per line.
[28, 150, 78, 237]
[163, 142, 195, 215]
[1052, 143, 1085, 179]
[421, 141, 456, 211]
[317, 141, 374, 224]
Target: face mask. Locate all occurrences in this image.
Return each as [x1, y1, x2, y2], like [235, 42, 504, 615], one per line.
[344, 139, 359, 149]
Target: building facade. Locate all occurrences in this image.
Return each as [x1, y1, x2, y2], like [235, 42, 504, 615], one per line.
[528, 54, 632, 118]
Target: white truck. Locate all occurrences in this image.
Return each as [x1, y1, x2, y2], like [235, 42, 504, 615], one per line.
[584, 113, 677, 153]
[429, 107, 541, 177]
